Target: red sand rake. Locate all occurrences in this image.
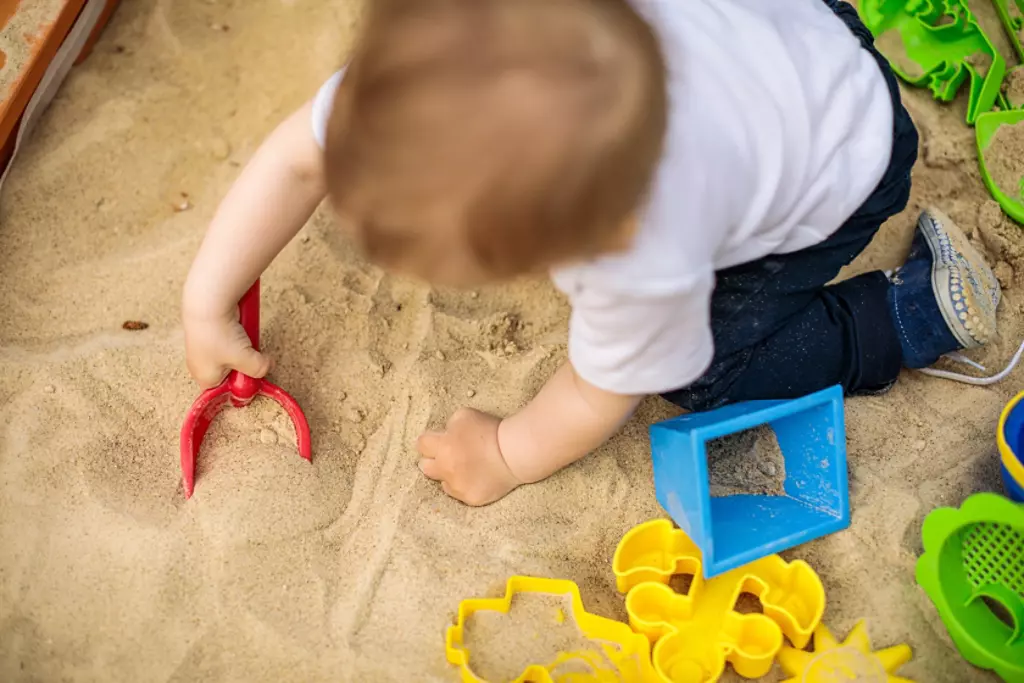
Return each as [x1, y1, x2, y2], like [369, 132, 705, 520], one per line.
[179, 280, 312, 497]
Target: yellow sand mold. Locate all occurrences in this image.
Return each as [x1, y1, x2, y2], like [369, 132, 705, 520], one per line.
[779, 621, 913, 682]
[613, 519, 826, 682]
[445, 576, 656, 683]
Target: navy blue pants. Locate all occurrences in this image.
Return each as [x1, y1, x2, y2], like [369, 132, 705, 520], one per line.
[664, 0, 919, 412]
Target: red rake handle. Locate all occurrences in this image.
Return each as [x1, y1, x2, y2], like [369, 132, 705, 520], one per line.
[238, 279, 260, 351]
[227, 280, 262, 404]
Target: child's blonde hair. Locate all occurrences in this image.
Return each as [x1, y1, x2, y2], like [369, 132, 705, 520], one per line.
[325, 0, 667, 278]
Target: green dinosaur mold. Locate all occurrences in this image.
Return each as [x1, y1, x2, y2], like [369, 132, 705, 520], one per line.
[860, 0, 1004, 123]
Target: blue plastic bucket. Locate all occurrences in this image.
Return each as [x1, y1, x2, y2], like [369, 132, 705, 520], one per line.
[997, 391, 1024, 502]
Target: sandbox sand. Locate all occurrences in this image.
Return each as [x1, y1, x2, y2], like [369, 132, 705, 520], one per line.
[708, 426, 786, 498]
[1002, 67, 1024, 108]
[0, 1, 1022, 681]
[876, 29, 927, 80]
[461, 593, 613, 682]
[986, 120, 1024, 200]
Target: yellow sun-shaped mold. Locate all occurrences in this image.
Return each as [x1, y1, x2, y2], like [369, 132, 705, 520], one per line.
[778, 621, 913, 683]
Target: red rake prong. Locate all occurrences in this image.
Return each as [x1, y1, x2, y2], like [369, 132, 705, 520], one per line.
[261, 381, 313, 461]
[180, 384, 232, 498]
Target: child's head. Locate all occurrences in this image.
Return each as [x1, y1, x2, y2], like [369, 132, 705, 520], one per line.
[324, 0, 667, 286]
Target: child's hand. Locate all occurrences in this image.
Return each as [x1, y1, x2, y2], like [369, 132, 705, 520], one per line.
[183, 310, 271, 389]
[416, 408, 523, 506]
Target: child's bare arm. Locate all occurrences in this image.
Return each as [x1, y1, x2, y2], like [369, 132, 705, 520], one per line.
[499, 362, 642, 482]
[183, 100, 326, 387]
[417, 361, 641, 506]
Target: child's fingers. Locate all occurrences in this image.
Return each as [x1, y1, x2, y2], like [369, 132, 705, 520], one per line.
[416, 431, 445, 458]
[418, 456, 444, 481]
[191, 364, 230, 389]
[234, 347, 272, 379]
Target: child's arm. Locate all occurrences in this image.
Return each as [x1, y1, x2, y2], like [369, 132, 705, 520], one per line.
[417, 360, 642, 506]
[183, 100, 326, 388]
[499, 362, 642, 481]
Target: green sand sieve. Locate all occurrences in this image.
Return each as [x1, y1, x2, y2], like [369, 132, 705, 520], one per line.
[962, 522, 1024, 600]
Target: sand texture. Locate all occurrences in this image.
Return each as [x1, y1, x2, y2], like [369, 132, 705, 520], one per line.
[1, 1, 1022, 681]
[461, 593, 614, 682]
[876, 29, 926, 80]
[707, 426, 786, 498]
[986, 120, 1024, 200]
[968, 0, 1020, 69]
[1002, 67, 1024, 108]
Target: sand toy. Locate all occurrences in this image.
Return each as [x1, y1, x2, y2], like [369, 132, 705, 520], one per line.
[998, 390, 1024, 501]
[977, 110, 1024, 223]
[445, 576, 655, 683]
[992, 0, 1024, 63]
[778, 621, 913, 682]
[613, 519, 825, 682]
[858, 0, 1003, 123]
[650, 385, 849, 578]
[179, 279, 312, 498]
[916, 493, 1024, 681]
[1, 0, 121, 184]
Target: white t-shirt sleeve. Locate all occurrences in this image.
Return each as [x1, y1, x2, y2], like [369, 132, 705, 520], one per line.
[311, 70, 345, 149]
[566, 271, 716, 396]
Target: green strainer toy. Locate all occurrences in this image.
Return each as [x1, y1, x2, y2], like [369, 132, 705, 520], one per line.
[859, 0, 1004, 123]
[916, 492, 1024, 681]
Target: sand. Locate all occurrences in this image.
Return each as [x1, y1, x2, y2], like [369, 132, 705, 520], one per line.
[984, 120, 1024, 199]
[461, 593, 614, 682]
[876, 29, 926, 80]
[707, 426, 786, 498]
[1002, 67, 1024, 108]
[966, 51, 994, 80]
[0, 0, 1022, 681]
[968, 0, 1020, 69]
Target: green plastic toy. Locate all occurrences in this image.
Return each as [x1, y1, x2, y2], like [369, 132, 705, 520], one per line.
[916, 493, 1024, 681]
[859, 0, 1004, 123]
[991, 0, 1024, 63]
[976, 110, 1024, 223]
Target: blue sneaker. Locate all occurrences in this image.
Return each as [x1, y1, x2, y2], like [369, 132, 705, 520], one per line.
[888, 208, 1001, 369]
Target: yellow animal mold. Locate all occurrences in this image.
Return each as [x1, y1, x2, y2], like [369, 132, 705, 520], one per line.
[445, 576, 656, 683]
[613, 519, 826, 682]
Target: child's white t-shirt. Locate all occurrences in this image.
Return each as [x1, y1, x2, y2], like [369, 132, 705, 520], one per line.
[311, 0, 893, 396]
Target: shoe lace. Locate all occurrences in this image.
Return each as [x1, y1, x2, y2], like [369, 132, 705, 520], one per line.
[916, 339, 1024, 385]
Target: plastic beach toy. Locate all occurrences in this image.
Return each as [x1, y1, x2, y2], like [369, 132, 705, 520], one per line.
[445, 576, 655, 683]
[650, 385, 849, 578]
[179, 279, 312, 498]
[992, 0, 1024, 64]
[977, 110, 1024, 225]
[613, 519, 825, 682]
[858, 0, 1003, 123]
[778, 621, 913, 682]
[998, 390, 1024, 501]
[916, 493, 1024, 681]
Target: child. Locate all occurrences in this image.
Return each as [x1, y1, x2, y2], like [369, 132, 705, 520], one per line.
[183, 0, 1000, 506]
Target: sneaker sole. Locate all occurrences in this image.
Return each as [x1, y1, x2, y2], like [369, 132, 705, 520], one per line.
[918, 207, 1000, 348]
